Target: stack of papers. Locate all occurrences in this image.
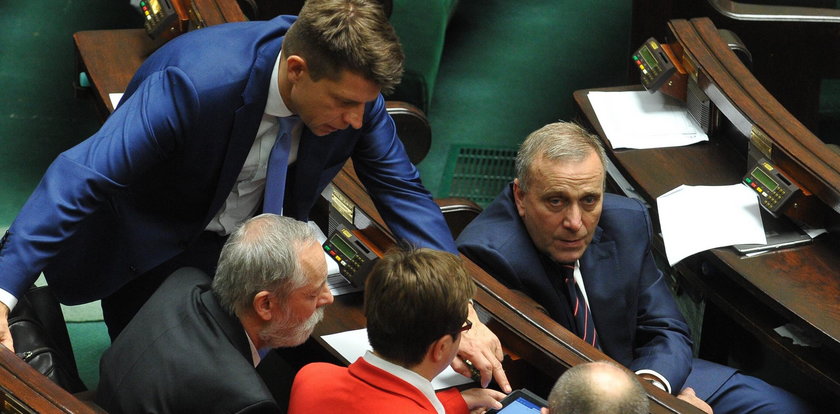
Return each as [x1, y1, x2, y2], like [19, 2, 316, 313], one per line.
[657, 184, 766, 266]
[588, 91, 708, 149]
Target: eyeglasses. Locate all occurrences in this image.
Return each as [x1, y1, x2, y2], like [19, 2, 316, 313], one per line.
[459, 319, 473, 333]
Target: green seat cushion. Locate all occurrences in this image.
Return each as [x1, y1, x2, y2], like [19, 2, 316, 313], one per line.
[388, 0, 459, 112]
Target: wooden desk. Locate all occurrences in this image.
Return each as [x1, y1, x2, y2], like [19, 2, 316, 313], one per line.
[73, 0, 245, 121]
[573, 19, 840, 401]
[0, 347, 100, 414]
[74, 29, 154, 121]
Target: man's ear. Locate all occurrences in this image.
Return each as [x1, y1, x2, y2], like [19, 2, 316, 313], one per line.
[540, 407, 550, 414]
[252, 291, 273, 321]
[427, 334, 455, 364]
[285, 55, 307, 84]
[513, 178, 526, 217]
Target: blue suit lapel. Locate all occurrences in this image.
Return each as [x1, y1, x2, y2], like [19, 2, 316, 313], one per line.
[202, 42, 280, 226]
[579, 227, 620, 349]
[287, 129, 332, 210]
[284, 128, 354, 220]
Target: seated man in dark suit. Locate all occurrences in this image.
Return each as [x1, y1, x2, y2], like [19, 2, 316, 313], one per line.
[96, 214, 334, 413]
[288, 248, 505, 413]
[542, 361, 650, 414]
[456, 122, 812, 414]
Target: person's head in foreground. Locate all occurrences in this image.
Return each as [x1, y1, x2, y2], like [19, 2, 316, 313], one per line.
[542, 360, 648, 414]
[365, 247, 505, 411]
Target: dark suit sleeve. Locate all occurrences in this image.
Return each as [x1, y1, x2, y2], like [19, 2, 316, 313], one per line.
[626, 201, 693, 392]
[351, 95, 456, 253]
[458, 242, 523, 291]
[0, 67, 198, 299]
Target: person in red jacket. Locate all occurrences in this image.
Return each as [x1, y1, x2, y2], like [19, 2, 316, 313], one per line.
[289, 248, 505, 413]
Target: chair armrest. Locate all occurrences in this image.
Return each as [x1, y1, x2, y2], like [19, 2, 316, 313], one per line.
[435, 197, 483, 238]
[708, 0, 840, 22]
[386, 100, 432, 165]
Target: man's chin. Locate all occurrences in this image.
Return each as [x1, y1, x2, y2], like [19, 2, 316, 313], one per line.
[313, 125, 341, 136]
[262, 308, 325, 348]
[549, 248, 584, 264]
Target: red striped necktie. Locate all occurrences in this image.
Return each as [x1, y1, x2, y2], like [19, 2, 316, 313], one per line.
[560, 263, 600, 349]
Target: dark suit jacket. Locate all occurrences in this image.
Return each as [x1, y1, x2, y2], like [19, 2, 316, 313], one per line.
[457, 184, 721, 393]
[96, 267, 278, 413]
[0, 15, 454, 305]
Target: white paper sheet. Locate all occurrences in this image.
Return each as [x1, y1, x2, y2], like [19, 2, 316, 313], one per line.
[657, 184, 766, 266]
[321, 328, 473, 390]
[588, 91, 708, 149]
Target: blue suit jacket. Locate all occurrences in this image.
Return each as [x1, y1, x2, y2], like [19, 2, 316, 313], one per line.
[0, 16, 454, 305]
[457, 185, 716, 393]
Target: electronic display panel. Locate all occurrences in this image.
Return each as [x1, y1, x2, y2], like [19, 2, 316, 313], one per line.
[752, 167, 778, 191]
[330, 235, 357, 259]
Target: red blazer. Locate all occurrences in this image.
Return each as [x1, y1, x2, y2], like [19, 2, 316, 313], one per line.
[288, 357, 468, 413]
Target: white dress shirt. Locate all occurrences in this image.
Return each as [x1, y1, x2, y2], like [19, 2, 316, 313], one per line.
[574, 260, 672, 393]
[363, 351, 446, 414]
[205, 50, 301, 234]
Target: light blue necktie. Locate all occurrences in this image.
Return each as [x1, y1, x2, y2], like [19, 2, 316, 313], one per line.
[263, 116, 298, 214]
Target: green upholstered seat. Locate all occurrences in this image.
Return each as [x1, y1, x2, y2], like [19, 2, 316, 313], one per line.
[387, 0, 459, 113]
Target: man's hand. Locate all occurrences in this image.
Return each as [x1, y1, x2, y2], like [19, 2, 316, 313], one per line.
[0, 302, 13, 353]
[678, 387, 713, 414]
[461, 387, 506, 413]
[452, 303, 511, 393]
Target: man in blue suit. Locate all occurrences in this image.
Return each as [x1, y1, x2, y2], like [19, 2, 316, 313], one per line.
[457, 122, 811, 413]
[0, 0, 508, 390]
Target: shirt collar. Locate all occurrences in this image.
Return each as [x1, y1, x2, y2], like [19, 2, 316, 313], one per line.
[265, 50, 295, 118]
[245, 329, 262, 367]
[363, 351, 445, 414]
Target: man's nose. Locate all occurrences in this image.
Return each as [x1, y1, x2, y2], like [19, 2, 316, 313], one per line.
[562, 204, 583, 232]
[343, 106, 364, 130]
[319, 285, 334, 307]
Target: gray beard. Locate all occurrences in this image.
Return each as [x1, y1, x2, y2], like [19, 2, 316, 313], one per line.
[259, 306, 325, 348]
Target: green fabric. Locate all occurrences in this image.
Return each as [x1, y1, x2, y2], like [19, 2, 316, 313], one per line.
[0, 0, 142, 228]
[418, 0, 633, 197]
[388, 0, 459, 112]
[67, 322, 110, 390]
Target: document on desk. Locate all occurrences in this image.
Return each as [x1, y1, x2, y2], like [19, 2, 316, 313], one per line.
[587, 91, 708, 149]
[657, 184, 766, 266]
[321, 328, 473, 390]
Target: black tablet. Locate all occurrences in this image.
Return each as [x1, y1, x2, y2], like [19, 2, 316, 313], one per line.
[486, 388, 547, 414]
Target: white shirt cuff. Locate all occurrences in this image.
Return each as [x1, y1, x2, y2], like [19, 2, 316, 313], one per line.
[635, 369, 672, 394]
[0, 288, 19, 313]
